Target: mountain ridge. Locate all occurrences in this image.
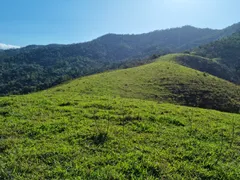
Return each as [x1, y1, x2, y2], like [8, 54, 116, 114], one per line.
[0, 22, 239, 96]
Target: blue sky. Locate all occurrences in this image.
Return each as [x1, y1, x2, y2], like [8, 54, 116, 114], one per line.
[0, 0, 239, 47]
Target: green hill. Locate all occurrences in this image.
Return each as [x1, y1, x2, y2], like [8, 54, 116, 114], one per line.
[1, 86, 240, 179]
[1, 22, 240, 96]
[46, 54, 240, 113]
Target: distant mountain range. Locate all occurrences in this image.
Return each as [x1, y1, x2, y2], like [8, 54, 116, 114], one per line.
[0, 22, 239, 96]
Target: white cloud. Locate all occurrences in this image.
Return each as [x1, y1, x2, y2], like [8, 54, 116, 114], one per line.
[0, 43, 20, 50]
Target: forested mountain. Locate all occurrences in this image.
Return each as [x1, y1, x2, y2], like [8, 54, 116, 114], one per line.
[0, 22, 239, 96]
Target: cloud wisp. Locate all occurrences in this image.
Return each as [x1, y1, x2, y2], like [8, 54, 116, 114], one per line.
[0, 43, 20, 50]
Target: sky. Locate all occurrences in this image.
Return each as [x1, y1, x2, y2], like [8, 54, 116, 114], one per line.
[0, 0, 239, 48]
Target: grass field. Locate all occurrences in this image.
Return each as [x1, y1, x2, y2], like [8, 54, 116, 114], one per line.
[1, 54, 240, 179]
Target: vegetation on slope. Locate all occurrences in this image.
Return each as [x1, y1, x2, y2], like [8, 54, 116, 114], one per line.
[175, 54, 237, 83]
[47, 54, 240, 113]
[193, 32, 240, 84]
[0, 23, 239, 96]
[1, 92, 240, 179]
[0, 54, 111, 95]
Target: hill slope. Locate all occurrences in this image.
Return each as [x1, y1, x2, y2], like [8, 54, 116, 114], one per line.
[175, 54, 237, 84]
[193, 31, 240, 84]
[1, 22, 240, 96]
[44, 54, 240, 113]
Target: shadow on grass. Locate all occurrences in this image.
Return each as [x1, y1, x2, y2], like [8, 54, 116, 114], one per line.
[90, 132, 108, 145]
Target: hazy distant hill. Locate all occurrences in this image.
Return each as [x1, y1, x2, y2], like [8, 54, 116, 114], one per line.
[0, 22, 239, 95]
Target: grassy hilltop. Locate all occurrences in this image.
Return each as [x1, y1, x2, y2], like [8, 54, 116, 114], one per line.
[1, 54, 240, 179]
[48, 54, 240, 113]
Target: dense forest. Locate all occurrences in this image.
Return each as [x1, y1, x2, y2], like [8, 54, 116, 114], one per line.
[0, 22, 239, 96]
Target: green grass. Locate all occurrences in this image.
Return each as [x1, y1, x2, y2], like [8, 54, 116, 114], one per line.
[1, 54, 240, 179]
[1, 94, 240, 179]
